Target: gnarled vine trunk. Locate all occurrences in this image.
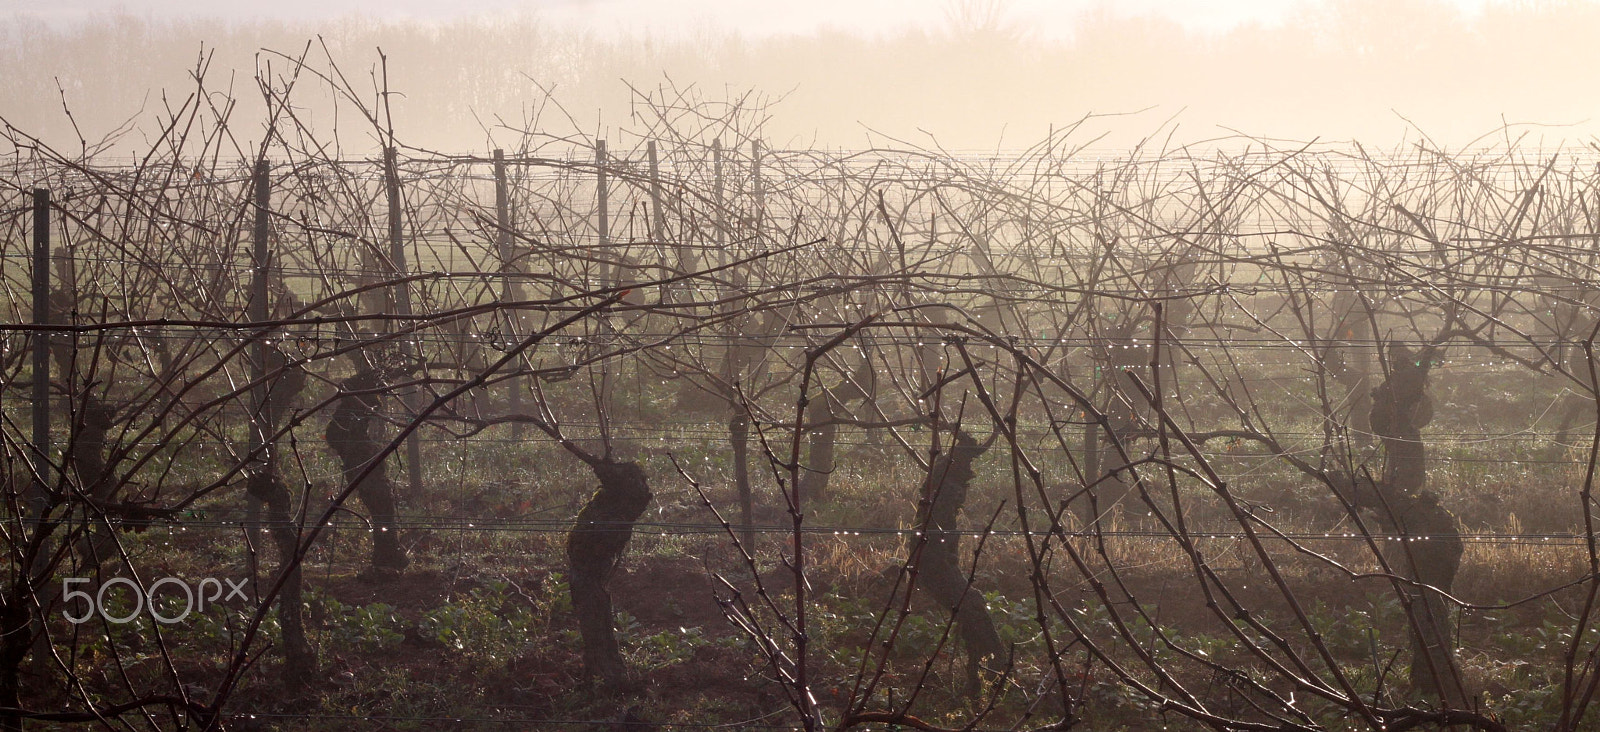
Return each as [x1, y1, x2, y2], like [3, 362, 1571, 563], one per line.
[730, 412, 755, 549]
[797, 394, 840, 505]
[1325, 263, 1375, 447]
[246, 471, 316, 680]
[797, 360, 872, 504]
[1346, 343, 1466, 706]
[912, 431, 1004, 694]
[64, 396, 117, 565]
[252, 345, 315, 682]
[0, 580, 34, 732]
[1079, 319, 1147, 528]
[325, 368, 409, 572]
[567, 460, 653, 685]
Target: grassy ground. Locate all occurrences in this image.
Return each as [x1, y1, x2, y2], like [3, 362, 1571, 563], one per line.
[15, 349, 1600, 730]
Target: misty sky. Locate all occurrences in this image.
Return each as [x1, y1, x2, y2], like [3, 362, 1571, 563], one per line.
[7, 0, 1595, 152]
[26, 0, 1510, 38]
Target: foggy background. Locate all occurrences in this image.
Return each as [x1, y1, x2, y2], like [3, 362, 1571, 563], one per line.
[2, 0, 1596, 153]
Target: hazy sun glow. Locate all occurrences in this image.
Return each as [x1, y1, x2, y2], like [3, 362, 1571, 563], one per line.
[31, 0, 1510, 38]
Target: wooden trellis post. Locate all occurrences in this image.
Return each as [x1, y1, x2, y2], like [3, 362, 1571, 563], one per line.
[751, 140, 763, 239]
[713, 139, 726, 264]
[648, 140, 668, 303]
[245, 162, 270, 547]
[596, 139, 611, 287]
[593, 139, 618, 435]
[711, 140, 755, 547]
[385, 147, 425, 494]
[30, 188, 50, 508]
[248, 162, 272, 469]
[494, 149, 524, 436]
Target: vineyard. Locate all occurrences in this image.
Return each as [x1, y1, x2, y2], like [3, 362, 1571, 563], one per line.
[2, 53, 1600, 731]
